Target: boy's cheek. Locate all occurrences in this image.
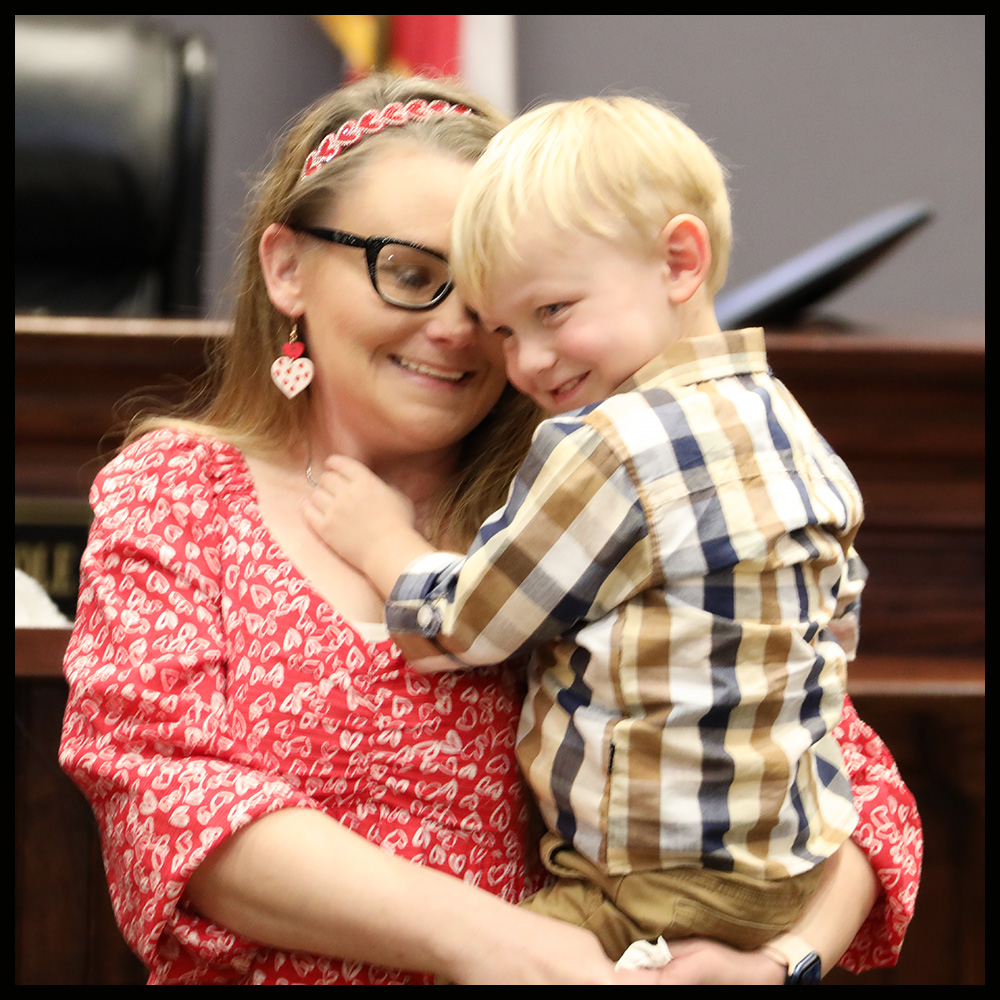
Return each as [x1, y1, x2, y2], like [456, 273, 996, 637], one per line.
[503, 361, 534, 400]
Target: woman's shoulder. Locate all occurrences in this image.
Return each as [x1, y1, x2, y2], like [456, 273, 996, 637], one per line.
[96, 427, 243, 488]
[91, 427, 252, 521]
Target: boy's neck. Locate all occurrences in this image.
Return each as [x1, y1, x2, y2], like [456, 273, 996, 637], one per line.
[673, 287, 724, 345]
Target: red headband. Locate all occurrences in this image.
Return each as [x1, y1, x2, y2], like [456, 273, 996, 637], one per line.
[301, 99, 473, 179]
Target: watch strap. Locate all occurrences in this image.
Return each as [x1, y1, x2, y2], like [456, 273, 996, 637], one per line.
[761, 933, 823, 985]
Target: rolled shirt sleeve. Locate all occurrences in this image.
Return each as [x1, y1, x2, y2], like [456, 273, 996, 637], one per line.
[385, 416, 652, 665]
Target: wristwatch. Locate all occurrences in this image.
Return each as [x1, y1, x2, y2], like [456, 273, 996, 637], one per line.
[761, 933, 823, 985]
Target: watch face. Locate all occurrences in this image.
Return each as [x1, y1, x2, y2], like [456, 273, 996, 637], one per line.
[789, 952, 823, 985]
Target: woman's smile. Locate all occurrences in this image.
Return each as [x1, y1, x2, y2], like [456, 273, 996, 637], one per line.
[390, 353, 472, 383]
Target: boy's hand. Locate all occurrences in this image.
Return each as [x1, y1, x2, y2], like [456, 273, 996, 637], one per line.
[303, 455, 435, 598]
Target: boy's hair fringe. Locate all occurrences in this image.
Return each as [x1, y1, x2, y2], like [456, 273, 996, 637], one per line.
[453, 96, 731, 309]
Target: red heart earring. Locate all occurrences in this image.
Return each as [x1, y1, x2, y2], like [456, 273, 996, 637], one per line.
[270, 321, 314, 399]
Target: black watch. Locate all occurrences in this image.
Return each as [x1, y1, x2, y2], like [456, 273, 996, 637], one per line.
[762, 934, 823, 985]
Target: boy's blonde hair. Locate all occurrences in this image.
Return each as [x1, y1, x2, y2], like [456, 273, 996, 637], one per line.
[453, 96, 732, 307]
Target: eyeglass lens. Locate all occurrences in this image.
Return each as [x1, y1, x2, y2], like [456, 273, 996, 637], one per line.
[375, 244, 452, 307]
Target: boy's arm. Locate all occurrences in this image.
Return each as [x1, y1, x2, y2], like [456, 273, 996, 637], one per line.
[385, 416, 652, 665]
[653, 840, 879, 983]
[303, 456, 500, 667]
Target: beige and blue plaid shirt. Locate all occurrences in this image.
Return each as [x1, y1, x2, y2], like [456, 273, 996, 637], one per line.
[387, 329, 861, 878]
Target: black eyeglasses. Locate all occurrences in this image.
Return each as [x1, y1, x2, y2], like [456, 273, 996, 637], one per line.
[296, 226, 455, 310]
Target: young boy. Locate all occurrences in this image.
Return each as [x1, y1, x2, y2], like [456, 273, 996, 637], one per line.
[308, 97, 863, 966]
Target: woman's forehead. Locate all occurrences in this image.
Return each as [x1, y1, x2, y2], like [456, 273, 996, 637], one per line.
[320, 145, 473, 251]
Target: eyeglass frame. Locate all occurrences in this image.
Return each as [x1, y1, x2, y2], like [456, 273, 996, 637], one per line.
[294, 226, 455, 311]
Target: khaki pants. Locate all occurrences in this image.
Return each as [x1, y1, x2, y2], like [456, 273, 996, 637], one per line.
[521, 834, 824, 961]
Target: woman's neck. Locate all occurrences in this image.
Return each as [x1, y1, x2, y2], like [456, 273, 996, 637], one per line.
[306, 412, 458, 531]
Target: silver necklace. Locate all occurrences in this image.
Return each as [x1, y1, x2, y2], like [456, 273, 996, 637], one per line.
[305, 441, 319, 487]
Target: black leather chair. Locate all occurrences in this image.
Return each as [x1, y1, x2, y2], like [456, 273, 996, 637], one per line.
[15, 16, 212, 317]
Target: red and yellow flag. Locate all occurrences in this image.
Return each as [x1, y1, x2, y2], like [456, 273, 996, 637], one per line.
[315, 15, 459, 80]
[314, 14, 515, 114]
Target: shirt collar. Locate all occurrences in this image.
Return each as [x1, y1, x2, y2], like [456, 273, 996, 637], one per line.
[617, 328, 769, 394]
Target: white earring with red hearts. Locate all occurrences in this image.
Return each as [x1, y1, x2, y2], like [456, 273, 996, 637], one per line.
[270, 321, 314, 399]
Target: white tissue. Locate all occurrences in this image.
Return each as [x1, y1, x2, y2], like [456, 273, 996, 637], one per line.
[615, 936, 673, 970]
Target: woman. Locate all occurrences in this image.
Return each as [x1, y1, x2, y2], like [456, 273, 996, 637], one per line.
[59, 73, 920, 985]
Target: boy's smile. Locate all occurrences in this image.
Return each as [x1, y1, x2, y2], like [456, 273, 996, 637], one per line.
[478, 227, 682, 414]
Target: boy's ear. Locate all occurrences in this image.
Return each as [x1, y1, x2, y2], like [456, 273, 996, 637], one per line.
[657, 214, 712, 304]
[259, 222, 306, 318]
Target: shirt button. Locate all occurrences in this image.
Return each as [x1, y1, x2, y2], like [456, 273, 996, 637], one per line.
[416, 604, 437, 630]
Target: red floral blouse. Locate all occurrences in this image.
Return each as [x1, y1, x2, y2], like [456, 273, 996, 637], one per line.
[59, 431, 921, 983]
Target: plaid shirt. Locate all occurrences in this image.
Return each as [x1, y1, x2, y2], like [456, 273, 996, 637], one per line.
[387, 329, 862, 878]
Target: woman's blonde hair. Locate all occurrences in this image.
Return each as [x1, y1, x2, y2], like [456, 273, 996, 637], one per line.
[138, 73, 540, 545]
[453, 95, 732, 309]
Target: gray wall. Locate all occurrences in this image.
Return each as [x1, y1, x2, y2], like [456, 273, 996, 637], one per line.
[140, 15, 344, 318]
[516, 15, 984, 325]
[141, 15, 983, 325]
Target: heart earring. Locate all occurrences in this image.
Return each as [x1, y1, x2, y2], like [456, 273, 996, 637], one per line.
[270, 320, 315, 399]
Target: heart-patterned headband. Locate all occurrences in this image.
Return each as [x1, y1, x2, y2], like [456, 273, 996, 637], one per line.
[301, 99, 474, 179]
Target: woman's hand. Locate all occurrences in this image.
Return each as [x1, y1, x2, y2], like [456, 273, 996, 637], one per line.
[303, 455, 435, 597]
[444, 899, 666, 985]
[650, 939, 786, 985]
